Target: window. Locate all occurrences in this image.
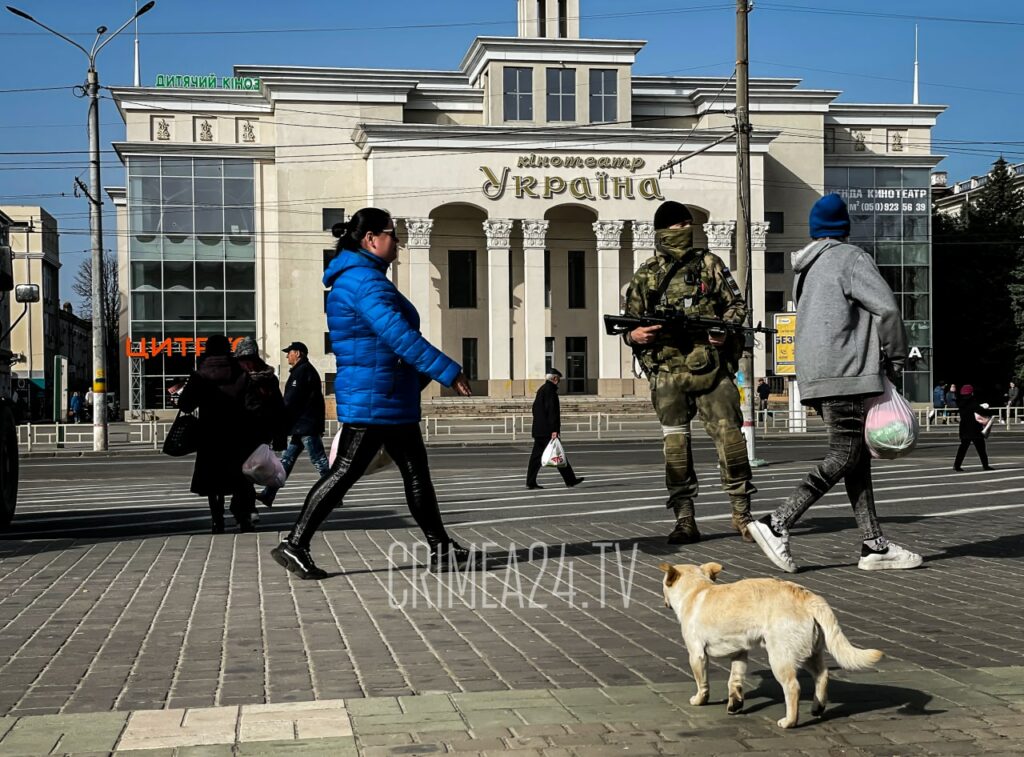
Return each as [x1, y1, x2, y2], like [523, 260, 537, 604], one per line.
[545, 337, 555, 374]
[448, 250, 477, 308]
[324, 332, 332, 354]
[765, 212, 785, 234]
[589, 69, 617, 123]
[558, 0, 568, 36]
[568, 250, 586, 308]
[824, 127, 836, 154]
[323, 248, 335, 272]
[546, 68, 575, 122]
[462, 338, 479, 381]
[765, 252, 785, 274]
[503, 67, 533, 121]
[322, 207, 345, 232]
[765, 290, 785, 312]
[544, 249, 551, 308]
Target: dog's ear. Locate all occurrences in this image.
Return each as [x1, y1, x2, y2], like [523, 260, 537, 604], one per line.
[659, 562, 682, 587]
[700, 562, 723, 581]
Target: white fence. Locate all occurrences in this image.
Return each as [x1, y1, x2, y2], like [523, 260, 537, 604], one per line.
[16, 406, 1024, 451]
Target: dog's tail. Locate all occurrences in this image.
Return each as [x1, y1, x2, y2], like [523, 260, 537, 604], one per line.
[809, 596, 884, 670]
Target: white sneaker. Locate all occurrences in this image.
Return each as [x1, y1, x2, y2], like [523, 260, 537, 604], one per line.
[748, 517, 798, 573]
[858, 542, 923, 571]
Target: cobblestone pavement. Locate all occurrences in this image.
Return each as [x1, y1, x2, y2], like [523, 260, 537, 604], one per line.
[1, 437, 1023, 754]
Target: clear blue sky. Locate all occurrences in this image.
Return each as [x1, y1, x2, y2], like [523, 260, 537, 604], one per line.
[1, 0, 1021, 305]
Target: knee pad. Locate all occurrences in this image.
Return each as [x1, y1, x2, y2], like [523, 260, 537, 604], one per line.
[662, 425, 691, 485]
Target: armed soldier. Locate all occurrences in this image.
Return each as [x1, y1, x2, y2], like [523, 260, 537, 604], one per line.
[623, 200, 756, 545]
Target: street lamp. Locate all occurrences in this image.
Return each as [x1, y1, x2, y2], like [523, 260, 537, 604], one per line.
[7, 1, 155, 451]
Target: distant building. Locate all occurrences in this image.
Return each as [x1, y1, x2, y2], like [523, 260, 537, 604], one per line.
[58, 302, 91, 395]
[931, 161, 1024, 219]
[0, 206, 60, 421]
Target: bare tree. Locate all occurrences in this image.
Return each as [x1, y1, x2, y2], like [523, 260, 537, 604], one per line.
[71, 251, 120, 393]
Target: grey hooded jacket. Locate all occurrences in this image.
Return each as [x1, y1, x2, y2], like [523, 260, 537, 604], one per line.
[791, 239, 908, 402]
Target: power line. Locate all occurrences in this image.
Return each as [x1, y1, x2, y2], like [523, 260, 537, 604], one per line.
[757, 2, 1024, 29]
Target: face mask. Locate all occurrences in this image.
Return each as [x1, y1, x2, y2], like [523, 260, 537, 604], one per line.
[655, 226, 693, 252]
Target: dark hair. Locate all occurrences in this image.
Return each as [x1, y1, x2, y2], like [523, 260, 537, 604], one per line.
[332, 207, 393, 252]
[204, 334, 231, 356]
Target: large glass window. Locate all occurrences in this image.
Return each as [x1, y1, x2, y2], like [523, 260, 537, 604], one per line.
[568, 250, 586, 308]
[127, 156, 256, 408]
[448, 251, 477, 308]
[824, 166, 932, 401]
[589, 69, 617, 123]
[503, 67, 533, 122]
[546, 68, 575, 122]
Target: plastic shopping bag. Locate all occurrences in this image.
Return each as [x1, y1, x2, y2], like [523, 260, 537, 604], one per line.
[541, 437, 568, 468]
[975, 404, 996, 438]
[242, 443, 287, 488]
[864, 379, 919, 459]
[328, 428, 394, 475]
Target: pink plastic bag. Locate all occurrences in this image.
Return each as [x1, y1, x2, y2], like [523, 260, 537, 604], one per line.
[242, 443, 287, 488]
[328, 428, 394, 475]
[864, 379, 919, 459]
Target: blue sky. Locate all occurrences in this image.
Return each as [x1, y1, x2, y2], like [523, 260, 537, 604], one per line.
[1, 0, 1021, 304]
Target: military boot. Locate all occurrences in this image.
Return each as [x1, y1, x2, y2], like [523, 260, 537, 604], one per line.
[730, 497, 754, 543]
[667, 502, 700, 545]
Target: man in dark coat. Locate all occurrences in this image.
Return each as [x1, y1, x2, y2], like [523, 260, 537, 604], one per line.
[256, 341, 330, 506]
[954, 384, 995, 472]
[525, 369, 584, 490]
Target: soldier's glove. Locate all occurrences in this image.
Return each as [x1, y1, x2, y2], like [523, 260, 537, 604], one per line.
[884, 359, 904, 384]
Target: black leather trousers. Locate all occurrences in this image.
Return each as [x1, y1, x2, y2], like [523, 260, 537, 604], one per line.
[287, 423, 451, 549]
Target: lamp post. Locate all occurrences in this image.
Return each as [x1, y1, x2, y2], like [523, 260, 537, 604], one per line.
[7, 1, 155, 450]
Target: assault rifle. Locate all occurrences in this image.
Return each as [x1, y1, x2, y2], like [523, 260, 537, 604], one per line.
[603, 309, 777, 339]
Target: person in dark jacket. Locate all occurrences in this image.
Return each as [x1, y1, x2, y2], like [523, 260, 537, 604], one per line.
[255, 340, 329, 506]
[954, 384, 995, 472]
[177, 335, 258, 534]
[271, 208, 474, 580]
[526, 369, 583, 489]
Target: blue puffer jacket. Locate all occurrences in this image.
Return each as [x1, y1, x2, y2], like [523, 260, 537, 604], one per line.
[324, 248, 460, 424]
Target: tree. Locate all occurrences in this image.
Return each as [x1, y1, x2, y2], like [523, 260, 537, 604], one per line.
[71, 251, 121, 398]
[933, 157, 1024, 393]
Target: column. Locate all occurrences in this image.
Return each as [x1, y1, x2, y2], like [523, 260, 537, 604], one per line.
[705, 220, 736, 270]
[484, 219, 514, 398]
[403, 217, 434, 336]
[594, 220, 625, 397]
[631, 220, 655, 273]
[750, 220, 771, 383]
[521, 219, 548, 395]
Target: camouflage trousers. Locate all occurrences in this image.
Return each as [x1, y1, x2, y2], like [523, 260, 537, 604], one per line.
[649, 368, 756, 518]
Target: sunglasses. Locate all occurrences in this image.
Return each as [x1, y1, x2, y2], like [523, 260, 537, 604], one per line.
[376, 227, 398, 241]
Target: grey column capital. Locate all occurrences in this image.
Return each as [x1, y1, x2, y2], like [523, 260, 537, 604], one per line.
[483, 219, 515, 249]
[632, 220, 656, 249]
[403, 217, 434, 248]
[521, 219, 549, 248]
[593, 220, 625, 250]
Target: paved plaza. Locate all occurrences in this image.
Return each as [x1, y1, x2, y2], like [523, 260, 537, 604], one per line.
[1, 435, 1023, 755]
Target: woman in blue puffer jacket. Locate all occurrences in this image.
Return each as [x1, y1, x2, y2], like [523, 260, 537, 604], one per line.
[272, 208, 474, 580]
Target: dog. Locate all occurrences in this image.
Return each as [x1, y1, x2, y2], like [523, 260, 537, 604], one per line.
[659, 562, 883, 728]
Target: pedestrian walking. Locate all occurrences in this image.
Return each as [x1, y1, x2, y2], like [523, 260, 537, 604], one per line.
[177, 334, 258, 534]
[756, 378, 771, 419]
[929, 381, 944, 422]
[747, 193, 922, 573]
[525, 369, 584, 490]
[622, 199, 756, 545]
[1005, 380, 1020, 424]
[954, 384, 994, 472]
[83, 389, 93, 421]
[69, 391, 83, 423]
[271, 208, 475, 580]
[255, 341, 330, 506]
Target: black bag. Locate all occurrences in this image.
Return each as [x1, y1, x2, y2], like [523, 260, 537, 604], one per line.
[162, 410, 200, 457]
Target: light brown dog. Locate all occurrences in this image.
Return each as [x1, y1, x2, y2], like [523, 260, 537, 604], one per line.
[660, 562, 883, 728]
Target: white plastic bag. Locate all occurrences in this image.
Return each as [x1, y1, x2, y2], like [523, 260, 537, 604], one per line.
[541, 437, 568, 468]
[328, 428, 394, 475]
[976, 404, 995, 438]
[242, 443, 287, 488]
[864, 379, 919, 459]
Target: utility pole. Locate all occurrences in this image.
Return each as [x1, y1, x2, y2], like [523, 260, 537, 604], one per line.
[7, 1, 156, 451]
[734, 0, 760, 464]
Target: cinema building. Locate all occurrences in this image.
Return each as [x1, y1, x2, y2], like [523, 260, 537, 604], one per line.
[107, 0, 945, 413]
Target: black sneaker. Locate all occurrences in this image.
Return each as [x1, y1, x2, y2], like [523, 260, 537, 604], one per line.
[566, 477, 585, 488]
[271, 541, 329, 580]
[526, 483, 544, 490]
[428, 541, 479, 572]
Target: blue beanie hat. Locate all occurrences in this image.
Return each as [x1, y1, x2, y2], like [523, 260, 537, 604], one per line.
[808, 193, 851, 239]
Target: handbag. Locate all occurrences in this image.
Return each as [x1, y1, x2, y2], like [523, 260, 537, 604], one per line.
[162, 410, 200, 457]
[242, 443, 287, 488]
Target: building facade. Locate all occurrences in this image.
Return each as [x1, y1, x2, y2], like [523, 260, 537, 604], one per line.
[931, 160, 1024, 219]
[108, 0, 945, 411]
[0, 206, 61, 420]
[57, 302, 91, 397]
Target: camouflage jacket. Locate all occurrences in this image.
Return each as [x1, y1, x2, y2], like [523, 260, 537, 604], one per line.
[623, 226, 747, 377]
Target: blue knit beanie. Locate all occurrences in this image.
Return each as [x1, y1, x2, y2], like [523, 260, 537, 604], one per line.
[808, 193, 851, 239]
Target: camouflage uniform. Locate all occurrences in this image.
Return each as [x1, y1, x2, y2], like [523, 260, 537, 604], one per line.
[623, 226, 756, 542]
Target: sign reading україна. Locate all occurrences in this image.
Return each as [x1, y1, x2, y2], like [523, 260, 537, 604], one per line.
[155, 75, 260, 90]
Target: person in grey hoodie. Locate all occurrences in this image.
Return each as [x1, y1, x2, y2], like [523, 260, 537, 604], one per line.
[748, 193, 923, 573]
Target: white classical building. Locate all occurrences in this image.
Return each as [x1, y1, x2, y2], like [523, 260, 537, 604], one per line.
[108, 0, 945, 412]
